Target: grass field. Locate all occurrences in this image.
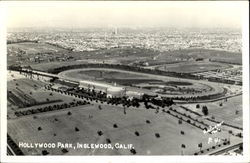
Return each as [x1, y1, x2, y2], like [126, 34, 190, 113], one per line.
[8, 103, 239, 155]
[23, 47, 242, 73]
[156, 61, 231, 73]
[30, 61, 90, 72]
[7, 71, 242, 155]
[7, 71, 76, 117]
[7, 42, 72, 66]
[8, 42, 68, 55]
[153, 49, 242, 65]
[59, 69, 161, 86]
[182, 95, 243, 127]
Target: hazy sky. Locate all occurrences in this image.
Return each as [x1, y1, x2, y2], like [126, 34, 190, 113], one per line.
[4, 1, 247, 29]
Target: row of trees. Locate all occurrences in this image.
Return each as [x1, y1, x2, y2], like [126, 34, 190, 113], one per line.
[7, 40, 38, 44]
[181, 105, 202, 116]
[193, 140, 231, 155]
[15, 100, 89, 117]
[165, 108, 209, 131]
[46, 85, 174, 110]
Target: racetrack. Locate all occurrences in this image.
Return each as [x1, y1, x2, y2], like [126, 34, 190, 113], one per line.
[58, 68, 226, 100]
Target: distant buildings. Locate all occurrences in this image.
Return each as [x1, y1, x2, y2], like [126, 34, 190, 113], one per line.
[194, 66, 242, 85]
[7, 28, 242, 53]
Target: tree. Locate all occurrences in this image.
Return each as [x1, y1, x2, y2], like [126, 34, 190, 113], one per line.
[123, 106, 126, 115]
[236, 132, 242, 138]
[75, 127, 79, 132]
[42, 150, 49, 155]
[130, 149, 136, 155]
[181, 144, 186, 155]
[62, 148, 68, 153]
[135, 131, 140, 136]
[202, 106, 208, 116]
[113, 124, 118, 128]
[239, 144, 243, 150]
[97, 130, 103, 136]
[196, 104, 200, 109]
[106, 138, 111, 144]
[198, 143, 202, 151]
[155, 133, 160, 138]
[155, 107, 159, 114]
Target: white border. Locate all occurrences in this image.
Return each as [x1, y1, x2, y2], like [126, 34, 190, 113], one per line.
[242, 1, 250, 162]
[0, 1, 249, 163]
[0, 2, 7, 162]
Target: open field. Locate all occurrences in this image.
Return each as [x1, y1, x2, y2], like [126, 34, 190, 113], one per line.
[76, 47, 157, 59]
[8, 103, 241, 155]
[21, 48, 242, 73]
[8, 42, 68, 55]
[60, 69, 161, 85]
[7, 42, 71, 66]
[7, 72, 77, 118]
[30, 61, 89, 72]
[156, 61, 231, 73]
[182, 95, 243, 127]
[150, 49, 242, 65]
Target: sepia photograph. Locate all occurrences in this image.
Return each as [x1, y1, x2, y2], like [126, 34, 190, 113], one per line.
[0, 1, 249, 163]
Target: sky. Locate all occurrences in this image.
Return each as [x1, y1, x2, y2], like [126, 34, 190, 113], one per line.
[3, 1, 248, 29]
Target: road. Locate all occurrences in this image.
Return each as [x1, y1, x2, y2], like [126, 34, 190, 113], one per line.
[7, 144, 16, 156]
[208, 142, 243, 155]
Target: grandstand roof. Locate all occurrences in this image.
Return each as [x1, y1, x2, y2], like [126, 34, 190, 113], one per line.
[80, 80, 125, 92]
